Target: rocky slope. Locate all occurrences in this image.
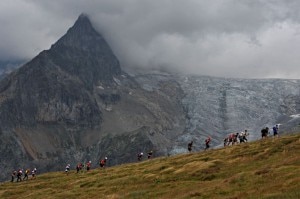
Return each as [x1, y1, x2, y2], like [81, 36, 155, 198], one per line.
[0, 14, 186, 181]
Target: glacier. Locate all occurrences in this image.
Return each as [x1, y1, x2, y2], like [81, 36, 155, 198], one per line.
[134, 73, 300, 153]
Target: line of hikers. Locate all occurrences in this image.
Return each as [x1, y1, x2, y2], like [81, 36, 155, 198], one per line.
[65, 157, 109, 175]
[223, 125, 279, 147]
[64, 152, 154, 175]
[11, 125, 280, 179]
[223, 130, 249, 146]
[11, 168, 37, 182]
[63, 124, 278, 175]
[187, 124, 280, 152]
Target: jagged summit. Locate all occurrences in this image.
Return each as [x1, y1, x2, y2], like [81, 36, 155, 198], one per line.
[53, 13, 101, 47]
[78, 13, 90, 20]
[48, 14, 122, 87]
[76, 13, 94, 28]
[68, 13, 93, 31]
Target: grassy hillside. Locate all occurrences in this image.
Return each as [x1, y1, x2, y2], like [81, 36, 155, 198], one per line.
[1, 134, 300, 199]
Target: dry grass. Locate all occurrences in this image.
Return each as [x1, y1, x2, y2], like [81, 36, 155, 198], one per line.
[1, 134, 300, 199]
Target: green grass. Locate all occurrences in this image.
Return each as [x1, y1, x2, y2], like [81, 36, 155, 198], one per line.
[1, 134, 300, 199]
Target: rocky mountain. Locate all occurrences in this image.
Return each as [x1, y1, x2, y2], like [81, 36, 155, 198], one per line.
[0, 14, 299, 181]
[0, 14, 186, 181]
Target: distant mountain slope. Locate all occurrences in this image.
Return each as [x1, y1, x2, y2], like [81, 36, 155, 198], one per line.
[1, 133, 299, 199]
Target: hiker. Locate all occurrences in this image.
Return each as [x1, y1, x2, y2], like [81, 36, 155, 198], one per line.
[273, 125, 279, 137]
[234, 132, 239, 144]
[31, 168, 37, 179]
[86, 161, 91, 171]
[205, 136, 211, 150]
[147, 151, 153, 159]
[76, 163, 83, 173]
[227, 133, 236, 146]
[239, 130, 249, 143]
[23, 169, 30, 181]
[65, 164, 70, 175]
[16, 169, 22, 182]
[261, 127, 269, 139]
[224, 137, 229, 147]
[137, 152, 143, 161]
[243, 130, 249, 142]
[100, 157, 107, 168]
[188, 141, 193, 152]
[76, 164, 80, 173]
[228, 133, 233, 145]
[11, 170, 17, 182]
[238, 132, 244, 143]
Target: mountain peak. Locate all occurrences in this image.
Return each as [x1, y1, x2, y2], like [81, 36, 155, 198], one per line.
[70, 13, 94, 35]
[47, 14, 122, 88]
[78, 13, 89, 19]
[53, 13, 99, 46]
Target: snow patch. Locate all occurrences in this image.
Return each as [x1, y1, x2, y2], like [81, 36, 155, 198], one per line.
[105, 106, 112, 112]
[113, 77, 121, 85]
[290, 114, 300, 118]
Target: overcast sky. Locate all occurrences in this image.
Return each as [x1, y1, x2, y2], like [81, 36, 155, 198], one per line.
[1, 0, 300, 79]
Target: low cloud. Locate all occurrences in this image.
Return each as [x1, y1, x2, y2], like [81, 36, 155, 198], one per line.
[1, 0, 300, 78]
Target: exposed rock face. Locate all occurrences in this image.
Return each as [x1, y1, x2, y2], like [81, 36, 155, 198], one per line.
[0, 13, 121, 129]
[0, 14, 186, 181]
[50, 14, 121, 89]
